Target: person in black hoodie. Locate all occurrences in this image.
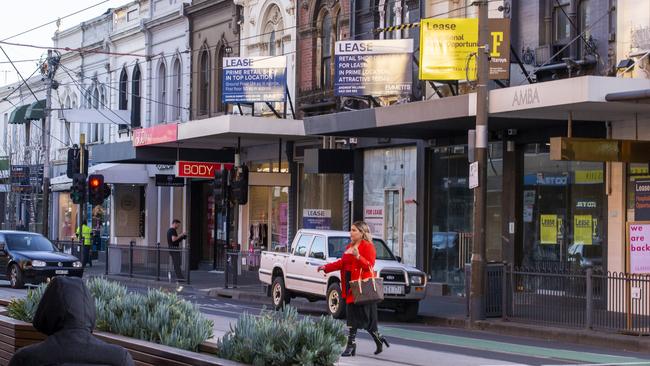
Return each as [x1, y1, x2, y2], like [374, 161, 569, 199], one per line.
[9, 276, 134, 366]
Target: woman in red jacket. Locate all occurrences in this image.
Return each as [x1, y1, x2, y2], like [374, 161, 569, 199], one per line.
[318, 221, 390, 357]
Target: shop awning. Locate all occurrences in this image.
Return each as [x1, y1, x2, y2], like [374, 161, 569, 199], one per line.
[304, 76, 650, 139]
[24, 100, 46, 120]
[8, 104, 29, 124]
[50, 163, 150, 191]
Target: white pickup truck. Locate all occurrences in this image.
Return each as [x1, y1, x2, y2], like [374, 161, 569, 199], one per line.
[259, 229, 427, 321]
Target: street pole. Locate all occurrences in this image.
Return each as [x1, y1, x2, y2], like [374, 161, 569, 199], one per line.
[79, 134, 86, 248]
[470, 0, 489, 323]
[41, 50, 53, 238]
[41, 50, 58, 238]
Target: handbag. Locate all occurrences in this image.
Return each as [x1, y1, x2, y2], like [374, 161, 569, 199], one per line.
[350, 266, 384, 305]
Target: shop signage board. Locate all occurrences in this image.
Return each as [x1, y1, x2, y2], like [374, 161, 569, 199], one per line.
[175, 161, 234, 179]
[222, 56, 287, 103]
[334, 39, 413, 96]
[364, 206, 384, 240]
[155, 174, 185, 187]
[627, 222, 650, 274]
[634, 180, 650, 221]
[540, 214, 557, 244]
[133, 123, 178, 147]
[303, 209, 332, 230]
[419, 18, 511, 80]
[573, 215, 593, 245]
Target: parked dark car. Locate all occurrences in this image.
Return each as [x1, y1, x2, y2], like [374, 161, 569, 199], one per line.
[0, 231, 83, 288]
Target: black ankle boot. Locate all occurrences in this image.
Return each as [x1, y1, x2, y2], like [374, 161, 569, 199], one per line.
[341, 328, 357, 357]
[370, 331, 390, 355]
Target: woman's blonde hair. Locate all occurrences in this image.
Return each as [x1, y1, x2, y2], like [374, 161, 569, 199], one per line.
[352, 221, 373, 242]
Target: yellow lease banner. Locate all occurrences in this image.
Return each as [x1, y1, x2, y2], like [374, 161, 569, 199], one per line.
[574, 215, 593, 245]
[540, 214, 558, 244]
[575, 170, 603, 184]
[419, 18, 478, 80]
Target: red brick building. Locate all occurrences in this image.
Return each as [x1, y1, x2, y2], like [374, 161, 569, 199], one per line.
[296, 0, 351, 118]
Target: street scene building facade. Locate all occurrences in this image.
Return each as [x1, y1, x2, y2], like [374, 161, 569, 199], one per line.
[1, 0, 650, 332]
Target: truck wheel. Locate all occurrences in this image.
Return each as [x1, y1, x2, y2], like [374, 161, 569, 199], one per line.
[326, 283, 346, 319]
[271, 276, 290, 310]
[396, 301, 419, 322]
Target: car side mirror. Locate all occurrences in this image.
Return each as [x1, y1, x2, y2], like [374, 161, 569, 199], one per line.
[0, 243, 6, 255]
[313, 252, 326, 260]
[396, 256, 402, 263]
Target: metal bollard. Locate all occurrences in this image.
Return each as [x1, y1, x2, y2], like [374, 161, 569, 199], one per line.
[225, 254, 230, 289]
[129, 240, 135, 278]
[156, 242, 161, 281]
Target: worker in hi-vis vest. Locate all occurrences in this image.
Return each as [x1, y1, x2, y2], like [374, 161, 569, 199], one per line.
[76, 222, 92, 268]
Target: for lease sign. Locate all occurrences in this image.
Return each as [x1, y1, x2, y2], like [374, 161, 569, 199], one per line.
[628, 222, 650, 274]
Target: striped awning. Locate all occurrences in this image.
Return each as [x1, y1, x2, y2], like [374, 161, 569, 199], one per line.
[25, 100, 46, 120]
[8, 104, 29, 124]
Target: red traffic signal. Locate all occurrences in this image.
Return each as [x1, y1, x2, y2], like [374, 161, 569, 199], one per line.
[89, 176, 102, 189]
[88, 174, 105, 205]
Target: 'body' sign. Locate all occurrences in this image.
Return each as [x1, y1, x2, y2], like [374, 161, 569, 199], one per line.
[628, 222, 650, 274]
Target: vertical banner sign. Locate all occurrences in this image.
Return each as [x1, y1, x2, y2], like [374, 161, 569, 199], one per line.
[364, 206, 385, 240]
[634, 180, 650, 220]
[302, 209, 332, 230]
[488, 19, 511, 79]
[573, 215, 593, 245]
[222, 56, 287, 103]
[628, 222, 650, 274]
[420, 19, 478, 80]
[540, 214, 557, 244]
[334, 39, 413, 96]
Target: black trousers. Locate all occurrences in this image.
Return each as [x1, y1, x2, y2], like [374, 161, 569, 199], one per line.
[169, 251, 184, 279]
[82, 245, 92, 267]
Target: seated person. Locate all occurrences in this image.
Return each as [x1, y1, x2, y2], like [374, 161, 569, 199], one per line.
[9, 277, 134, 366]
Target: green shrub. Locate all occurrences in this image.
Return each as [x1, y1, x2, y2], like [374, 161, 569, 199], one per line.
[7, 283, 47, 322]
[216, 306, 346, 366]
[5, 278, 213, 352]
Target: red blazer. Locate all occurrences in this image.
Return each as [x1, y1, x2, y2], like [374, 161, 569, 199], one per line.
[322, 240, 376, 304]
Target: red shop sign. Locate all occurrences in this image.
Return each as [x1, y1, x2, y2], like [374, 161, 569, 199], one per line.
[133, 123, 178, 147]
[175, 161, 234, 179]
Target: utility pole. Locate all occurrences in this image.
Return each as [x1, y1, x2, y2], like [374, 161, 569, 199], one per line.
[79, 134, 86, 246]
[41, 50, 60, 238]
[470, 0, 489, 323]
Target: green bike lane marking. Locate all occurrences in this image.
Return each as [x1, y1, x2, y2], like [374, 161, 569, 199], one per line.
[380, 326, 650, 365]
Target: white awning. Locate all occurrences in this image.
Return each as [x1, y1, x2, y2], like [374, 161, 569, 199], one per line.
[50, 163, 149, 191]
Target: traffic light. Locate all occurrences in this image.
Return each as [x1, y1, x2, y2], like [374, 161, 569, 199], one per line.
[231, 165, 249, 205]
[213, 168, 229, 206]
[66, 146, 88, 178]
[88, 174, 105, 205]
[71, 174, 86, 204]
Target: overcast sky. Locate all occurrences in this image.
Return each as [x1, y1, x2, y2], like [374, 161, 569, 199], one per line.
[0, 0, 126, 86]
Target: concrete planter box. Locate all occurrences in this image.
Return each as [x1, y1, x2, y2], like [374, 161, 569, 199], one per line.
[0, 309, 241, 366]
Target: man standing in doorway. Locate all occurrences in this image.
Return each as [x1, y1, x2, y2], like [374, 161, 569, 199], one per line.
[75, 221, 92, 268]
[167, 219, 187, 280]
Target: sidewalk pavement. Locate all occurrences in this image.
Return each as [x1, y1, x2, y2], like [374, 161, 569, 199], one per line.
[85, 263, 650, 354]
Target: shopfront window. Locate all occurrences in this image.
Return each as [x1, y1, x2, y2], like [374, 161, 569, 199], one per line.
[429, 144, 502, 294]
[363, 147, 417, 265]
[249, 186, 289, 252]
[521, 143, 606, 272]
[297, 163, 343, 231]
[626, 163, 650, 221]
[58, 193, 78, 241]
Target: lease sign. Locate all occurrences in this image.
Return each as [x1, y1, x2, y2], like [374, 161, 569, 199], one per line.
[175, 161, 234, 179]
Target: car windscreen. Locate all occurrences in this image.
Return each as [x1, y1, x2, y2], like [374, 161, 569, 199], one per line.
[327, 237, 395, 261]
[4, 234, 55, 252]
